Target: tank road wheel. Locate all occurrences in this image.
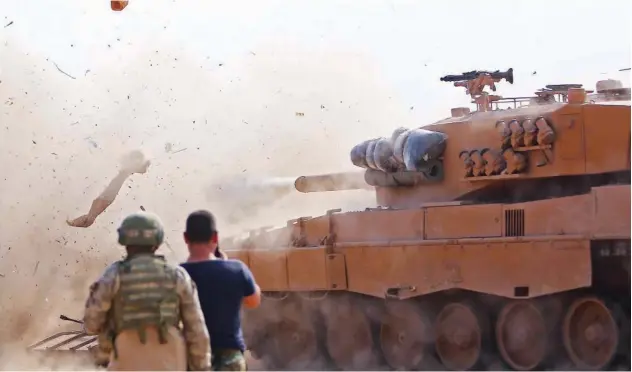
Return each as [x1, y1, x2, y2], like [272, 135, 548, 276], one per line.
[261, 297, 320, 370]
[242, 294, 288, 368]
[379, 301, 433, 370]
[563, 296, 620, 370]
[325, 296, 377, 370]
[270, 316, 319, 369]
[435, 302, 488, 370]
[496, 300, 547, 370]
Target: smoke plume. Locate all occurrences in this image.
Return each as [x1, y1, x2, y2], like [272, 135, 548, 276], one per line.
[0, 11, 414, 369]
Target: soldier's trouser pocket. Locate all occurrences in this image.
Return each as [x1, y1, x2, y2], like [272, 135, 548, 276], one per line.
[212, 349, 247, 371]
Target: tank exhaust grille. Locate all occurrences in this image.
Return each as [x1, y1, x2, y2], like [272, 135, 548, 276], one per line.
[504, 209, 525, 237]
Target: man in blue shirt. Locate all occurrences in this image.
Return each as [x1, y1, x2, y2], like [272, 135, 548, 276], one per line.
[180, 210, 261, 371]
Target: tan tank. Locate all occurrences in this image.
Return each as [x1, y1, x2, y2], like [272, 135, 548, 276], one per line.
[221, 69, 631, 371]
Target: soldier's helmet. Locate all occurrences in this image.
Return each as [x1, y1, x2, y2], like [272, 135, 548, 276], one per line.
[117, 211, 165, 247]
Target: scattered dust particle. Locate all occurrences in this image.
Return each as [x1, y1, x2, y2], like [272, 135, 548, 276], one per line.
[52, 61, 76, 79]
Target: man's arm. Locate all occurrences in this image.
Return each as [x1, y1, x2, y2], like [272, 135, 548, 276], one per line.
[67, 150, 151, 228]
[175, 266, 211, 371]
[82, 263, 120, 335]
[241, 264, 261, 309]
[66, 171, 131, 228]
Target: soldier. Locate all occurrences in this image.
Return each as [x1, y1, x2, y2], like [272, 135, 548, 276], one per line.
[180, 210, 262, 371]
[82, 211, 212, 371]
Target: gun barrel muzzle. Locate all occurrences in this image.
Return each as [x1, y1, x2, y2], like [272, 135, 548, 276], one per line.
[294, 172, 371, 193]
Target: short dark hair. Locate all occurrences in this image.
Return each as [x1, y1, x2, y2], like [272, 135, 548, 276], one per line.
[185, 210, 217, 243]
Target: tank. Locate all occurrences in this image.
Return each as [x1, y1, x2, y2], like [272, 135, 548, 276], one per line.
[28, 70, 631, 370]
[221, 69, 631, 371]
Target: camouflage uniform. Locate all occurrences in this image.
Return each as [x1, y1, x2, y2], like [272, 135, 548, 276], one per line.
[212, 349, 247, 371]
[82, 212, 211, 371]
[91, 333, 114, 367]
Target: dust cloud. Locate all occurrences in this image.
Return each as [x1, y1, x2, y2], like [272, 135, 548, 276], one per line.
[0, 17, 415, 369]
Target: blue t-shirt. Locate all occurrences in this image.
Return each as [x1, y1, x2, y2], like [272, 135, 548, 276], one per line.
[180, 259, 256, 352]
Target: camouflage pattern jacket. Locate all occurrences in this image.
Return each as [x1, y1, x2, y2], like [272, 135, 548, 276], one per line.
[83, 259, 211, 371]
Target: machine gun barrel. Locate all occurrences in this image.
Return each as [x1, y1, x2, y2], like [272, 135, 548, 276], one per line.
[440, 71, 477, 82]
[294, 172, 372, 193]
[440, 68, 514, 84]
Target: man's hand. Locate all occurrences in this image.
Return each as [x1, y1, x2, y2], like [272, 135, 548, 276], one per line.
[66, 214, 97, 228]
[66, 198, 111, 228]
[215, 247, 228, 260]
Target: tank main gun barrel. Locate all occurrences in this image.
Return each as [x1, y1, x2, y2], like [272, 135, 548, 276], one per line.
[294, 172, 372, 193]
[440, 68, 514, 84]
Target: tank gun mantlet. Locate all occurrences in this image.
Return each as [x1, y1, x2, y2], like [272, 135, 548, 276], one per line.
[348, 127, 448, 188]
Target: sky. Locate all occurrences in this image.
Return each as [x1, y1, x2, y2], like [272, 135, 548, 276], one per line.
[3, 0, 631, 110]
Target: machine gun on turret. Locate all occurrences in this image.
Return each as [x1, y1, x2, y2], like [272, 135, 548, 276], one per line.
[440, 69, 514, 85]
[440, 68, 514, 112]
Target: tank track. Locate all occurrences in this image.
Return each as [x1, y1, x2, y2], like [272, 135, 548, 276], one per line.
[244, 289, 631, 371]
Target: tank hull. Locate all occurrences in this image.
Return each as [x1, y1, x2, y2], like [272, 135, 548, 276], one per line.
[228, 184, 631, 370]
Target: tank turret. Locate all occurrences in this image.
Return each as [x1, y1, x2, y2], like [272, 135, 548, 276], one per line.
[291, 69, 630, 209]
